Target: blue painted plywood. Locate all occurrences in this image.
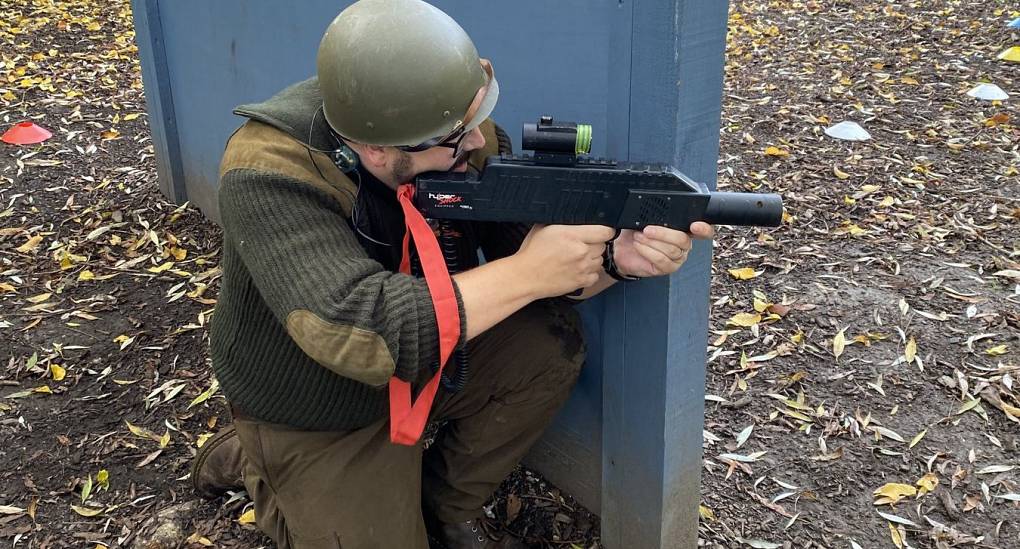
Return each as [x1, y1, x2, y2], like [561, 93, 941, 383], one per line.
[131, 2, 728, 547]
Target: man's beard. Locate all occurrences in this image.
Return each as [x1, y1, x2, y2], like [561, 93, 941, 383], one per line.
[392, 149, 416, 183]
[392, 149, 470, 182]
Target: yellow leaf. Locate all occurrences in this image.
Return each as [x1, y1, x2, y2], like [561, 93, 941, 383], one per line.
[984, 113, 1010, 127]
[956, 399, 980, 415]
[96, 469, 109, 490]
[878, 196, 895, 208]
[147, 262, 174, 274]
[889, 522, 904, 548]
[860, 184, 881, 194]
[0, 282, 16, 294]
[985, 344, 1007, 356]
[50, 364, 66, 381]
[238, 508, 257, 524]
[764, 146, 790, 157]
[78, 270, 96, 281]
[113, 334, 135, 350]
[909, 429, 927, 449]
[900, 76, 919, 85]
[71, 505, 104, 517]
[32, 385, 52, 394]
[185, 533, 213, 546]
[833, 328, 847, 359]
[27, 293, 52, 303]
[833, 166, 851, 179]
[125, 421, 162, 444]
[188, 379, 220, 409]
[727, 267, 760, 280]
[169, 247, 187, 260]
[916, 472, 938, 496]
[698, 504, 716, 521]
[123, 113, 141, 121]
[904, 337, 917, 363]
[196, 433, 214, 448]
[16, 235, 43, 253]
[159, 430, 171, 448]
[727, 313, 761, 327]
[100, 129, 120, 140]
[873, 483, 917, 506]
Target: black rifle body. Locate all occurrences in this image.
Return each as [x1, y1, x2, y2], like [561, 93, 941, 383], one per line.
[415, 154, 783, 230]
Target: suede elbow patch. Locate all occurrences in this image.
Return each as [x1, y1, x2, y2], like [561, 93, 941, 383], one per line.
[285, 309, 396, 387]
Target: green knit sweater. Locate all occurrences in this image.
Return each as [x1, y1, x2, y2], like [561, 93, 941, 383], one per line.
[209, 78, 518, 430]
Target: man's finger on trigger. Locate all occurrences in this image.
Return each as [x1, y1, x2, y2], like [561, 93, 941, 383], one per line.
[578, 225, 617, 243]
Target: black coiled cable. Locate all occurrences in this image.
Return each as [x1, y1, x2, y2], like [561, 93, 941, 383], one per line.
[410, 220, 470, 393]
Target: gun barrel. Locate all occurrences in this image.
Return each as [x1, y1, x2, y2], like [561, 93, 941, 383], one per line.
[704, 192, 783, 227]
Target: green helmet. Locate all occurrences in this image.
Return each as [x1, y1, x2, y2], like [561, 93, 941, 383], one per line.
[317, 0, 499, 147]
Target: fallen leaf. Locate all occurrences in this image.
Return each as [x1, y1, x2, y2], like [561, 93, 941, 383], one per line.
[728, 267, 762, 280]
[877, 510, 920, 527]
[187, 379, 220, 409]
[735, 424, 754, 449]
[888, 523, 904, 548]
[26, 292, 52, 304]
[869, 425, 905, 443]
[904, 337, 917, 363]
[96, 470, 109, 490]
[916, 473, 938, 496]
[909, 429, 927, 449]
[873, 483, 917, 506]
[70, 504, 104, 517]
[728, 313, 762, 327]
[238, 508, 257, 524]
[833, 328, 847, 359]
[976, 465, 1015, 475]
[15, 235, 43, 253]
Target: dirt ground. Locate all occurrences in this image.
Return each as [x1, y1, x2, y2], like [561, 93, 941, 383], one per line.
[1, 1, 1018, 548]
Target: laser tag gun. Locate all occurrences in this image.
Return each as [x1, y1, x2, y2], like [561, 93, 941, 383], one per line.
[414, 116, 784, 231]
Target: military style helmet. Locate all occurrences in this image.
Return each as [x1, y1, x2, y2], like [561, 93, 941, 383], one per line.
[317, 0, 499, 147]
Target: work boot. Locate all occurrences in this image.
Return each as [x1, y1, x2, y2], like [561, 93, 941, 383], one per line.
[429, 518, 529, 549]
[190, 424, 245, 499]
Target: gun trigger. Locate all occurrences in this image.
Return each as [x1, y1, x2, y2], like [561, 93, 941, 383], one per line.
[611, 228, 622, 241]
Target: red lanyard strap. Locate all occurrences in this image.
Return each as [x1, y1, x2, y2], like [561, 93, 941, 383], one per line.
[389, 184, 461, 445]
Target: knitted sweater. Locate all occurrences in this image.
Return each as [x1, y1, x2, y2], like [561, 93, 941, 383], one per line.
[210, 77, 523, 430]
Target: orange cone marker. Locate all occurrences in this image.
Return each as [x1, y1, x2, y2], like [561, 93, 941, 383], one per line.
[2, 121, 53, 145]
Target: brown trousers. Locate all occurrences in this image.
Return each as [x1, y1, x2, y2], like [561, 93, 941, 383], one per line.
[232, 299, 586, 548]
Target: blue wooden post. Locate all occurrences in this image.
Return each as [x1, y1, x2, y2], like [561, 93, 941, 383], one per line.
[130, 1, 730, 546]
[131, 0, 186, 203]
[598, 2, 728, 547]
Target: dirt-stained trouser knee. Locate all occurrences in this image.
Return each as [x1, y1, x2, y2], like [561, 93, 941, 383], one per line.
[233, 299, 586, 548]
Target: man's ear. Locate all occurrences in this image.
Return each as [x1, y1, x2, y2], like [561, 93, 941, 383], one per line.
[355, 144, 390, 169]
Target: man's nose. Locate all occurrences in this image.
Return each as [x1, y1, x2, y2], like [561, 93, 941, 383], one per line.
[458, 126, 486, 156]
